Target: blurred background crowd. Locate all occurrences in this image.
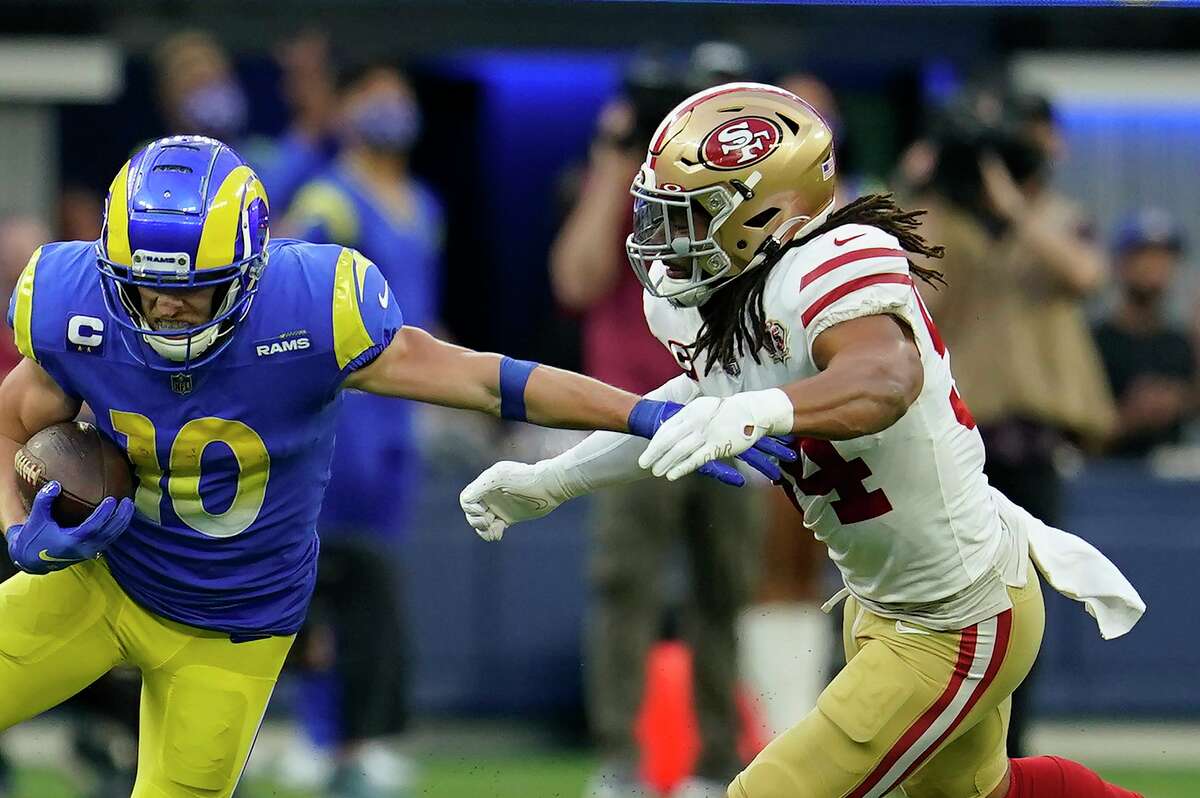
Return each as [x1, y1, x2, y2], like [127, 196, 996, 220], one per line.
[0, 2, 1197, 797]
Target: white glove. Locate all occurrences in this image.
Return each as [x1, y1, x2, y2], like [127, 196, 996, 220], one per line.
[459, 460, 573, 542]
[638, 388, 794, 481]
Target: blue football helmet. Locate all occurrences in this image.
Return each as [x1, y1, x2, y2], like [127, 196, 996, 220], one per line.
[96, 135, 269, 373]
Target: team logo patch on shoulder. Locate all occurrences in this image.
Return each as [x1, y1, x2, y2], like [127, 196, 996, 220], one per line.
[765, 319, 790, 364]
[701, 116, 782, 170]
[667, 339, 699, 381]
[66, 314, 105, 354]
[256, 329, 312, 358]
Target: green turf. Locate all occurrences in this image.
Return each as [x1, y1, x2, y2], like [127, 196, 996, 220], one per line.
[1099, 766, 1200, 798]
[9, 768, 76, 798]
[9, 759, 1198, 797]
[412, 754, 595, 797]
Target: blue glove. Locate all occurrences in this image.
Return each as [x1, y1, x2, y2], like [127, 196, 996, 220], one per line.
[6, 481, 135, 575]
[628, 399, 797, 487]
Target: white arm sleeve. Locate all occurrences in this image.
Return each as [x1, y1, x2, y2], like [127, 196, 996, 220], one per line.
[546, 373, 701, 498]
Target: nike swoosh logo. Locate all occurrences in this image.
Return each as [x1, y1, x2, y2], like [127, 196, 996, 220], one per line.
[38, 550, 76, 563]
[497, 488, 549, 511]
[894, 620, 931, 635]
[378, 283, 390, 309]
[834, 233, 865, 246]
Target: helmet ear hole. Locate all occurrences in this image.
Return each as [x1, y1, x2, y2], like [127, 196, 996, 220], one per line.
[736, 240, 748, 250]
[744, 207, 781, 229]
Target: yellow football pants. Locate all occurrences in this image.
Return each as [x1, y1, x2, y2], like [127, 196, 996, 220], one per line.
[731, 564, 1045, 798]
[0, 560, 293, 798]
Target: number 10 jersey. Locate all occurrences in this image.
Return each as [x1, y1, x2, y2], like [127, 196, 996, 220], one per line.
[643, 223, 1014, 629]
[8, 239, 404, 637]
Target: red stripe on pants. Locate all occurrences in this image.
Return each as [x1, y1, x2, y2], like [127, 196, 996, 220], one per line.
[845, 623, 979, 798]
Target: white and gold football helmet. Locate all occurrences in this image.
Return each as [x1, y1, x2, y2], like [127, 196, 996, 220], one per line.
[626, 82, 837, 307]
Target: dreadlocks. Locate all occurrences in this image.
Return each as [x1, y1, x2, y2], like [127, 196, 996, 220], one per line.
[693, 193, 946, 375]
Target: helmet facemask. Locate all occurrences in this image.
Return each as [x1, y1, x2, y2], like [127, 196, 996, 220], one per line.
[626, 171, 755, 308]
[97, 246, 266, 371]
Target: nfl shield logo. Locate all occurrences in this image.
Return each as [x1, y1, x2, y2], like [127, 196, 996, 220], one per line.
[170, 373, 193, 395]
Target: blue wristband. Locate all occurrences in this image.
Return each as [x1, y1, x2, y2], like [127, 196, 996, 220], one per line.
[627, 399, 674, 439]
[498, 357, 539, 421]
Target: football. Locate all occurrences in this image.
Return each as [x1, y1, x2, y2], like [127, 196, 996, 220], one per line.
[14, 421, 135, 527]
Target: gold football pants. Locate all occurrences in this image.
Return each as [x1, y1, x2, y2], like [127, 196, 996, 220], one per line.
[731, 563, 1045, 798]
[0, 560, 293, 797]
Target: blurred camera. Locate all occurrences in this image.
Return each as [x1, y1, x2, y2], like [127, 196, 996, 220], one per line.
[613, 42, 753, 153]
[928, 92, 1046, 224]
[618, 53, 692, 153]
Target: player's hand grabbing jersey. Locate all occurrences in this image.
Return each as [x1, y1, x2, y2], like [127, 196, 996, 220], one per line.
[644, 224, 1013, 628]
[6, 239, 402, 637]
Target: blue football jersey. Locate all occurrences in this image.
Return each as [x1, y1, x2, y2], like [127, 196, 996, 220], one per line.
[6, 238, 403, 637]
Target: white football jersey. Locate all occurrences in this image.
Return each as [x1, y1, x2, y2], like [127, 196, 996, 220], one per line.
[644, 223, 1012, 627]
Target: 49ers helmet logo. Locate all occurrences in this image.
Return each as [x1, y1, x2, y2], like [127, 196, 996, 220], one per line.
[701, 116, 782, 170]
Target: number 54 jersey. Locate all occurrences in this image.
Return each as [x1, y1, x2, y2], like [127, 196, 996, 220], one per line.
[644, 224, 1014, 629]
[7, 238, 403, 638]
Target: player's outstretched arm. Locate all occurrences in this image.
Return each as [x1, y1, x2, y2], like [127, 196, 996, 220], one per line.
[460, 374, 766, 541]
[460, 375, 695, 541]
[345, 326, 641, 432]
[348, 328, 745, 478]
[641, 314, 924, 480]
[349, 329, 794, 489]
[0, 359, 81, 531]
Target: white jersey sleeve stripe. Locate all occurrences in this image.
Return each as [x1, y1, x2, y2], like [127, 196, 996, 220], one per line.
[801, 272, 913, 327]
[799, 246, 909, 291]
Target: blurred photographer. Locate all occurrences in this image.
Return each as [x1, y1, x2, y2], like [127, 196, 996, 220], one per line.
[550, 45, 761, 798]
[914, 90, 1116, 756]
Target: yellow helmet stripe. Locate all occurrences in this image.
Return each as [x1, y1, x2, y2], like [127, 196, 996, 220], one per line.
[196, 165, 266, 270]
[332, 248, 377, 369]
[105, 162, 133, 266]
[12, 246, 42, 361]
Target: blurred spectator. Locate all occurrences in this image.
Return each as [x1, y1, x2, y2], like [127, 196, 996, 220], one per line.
[915, 89, 1116, 756]
[57, 186, 104, 243]
[286, 63, 441, 331]
[253, 31, 341, 210]
[154, 29, 335, 210]
[0, 215, 49, 377]
[279, 62, 442, 798]
[551, 48, 761, 798]
[1094, 210, 1197, 457]
[154, 31, 248, 142]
